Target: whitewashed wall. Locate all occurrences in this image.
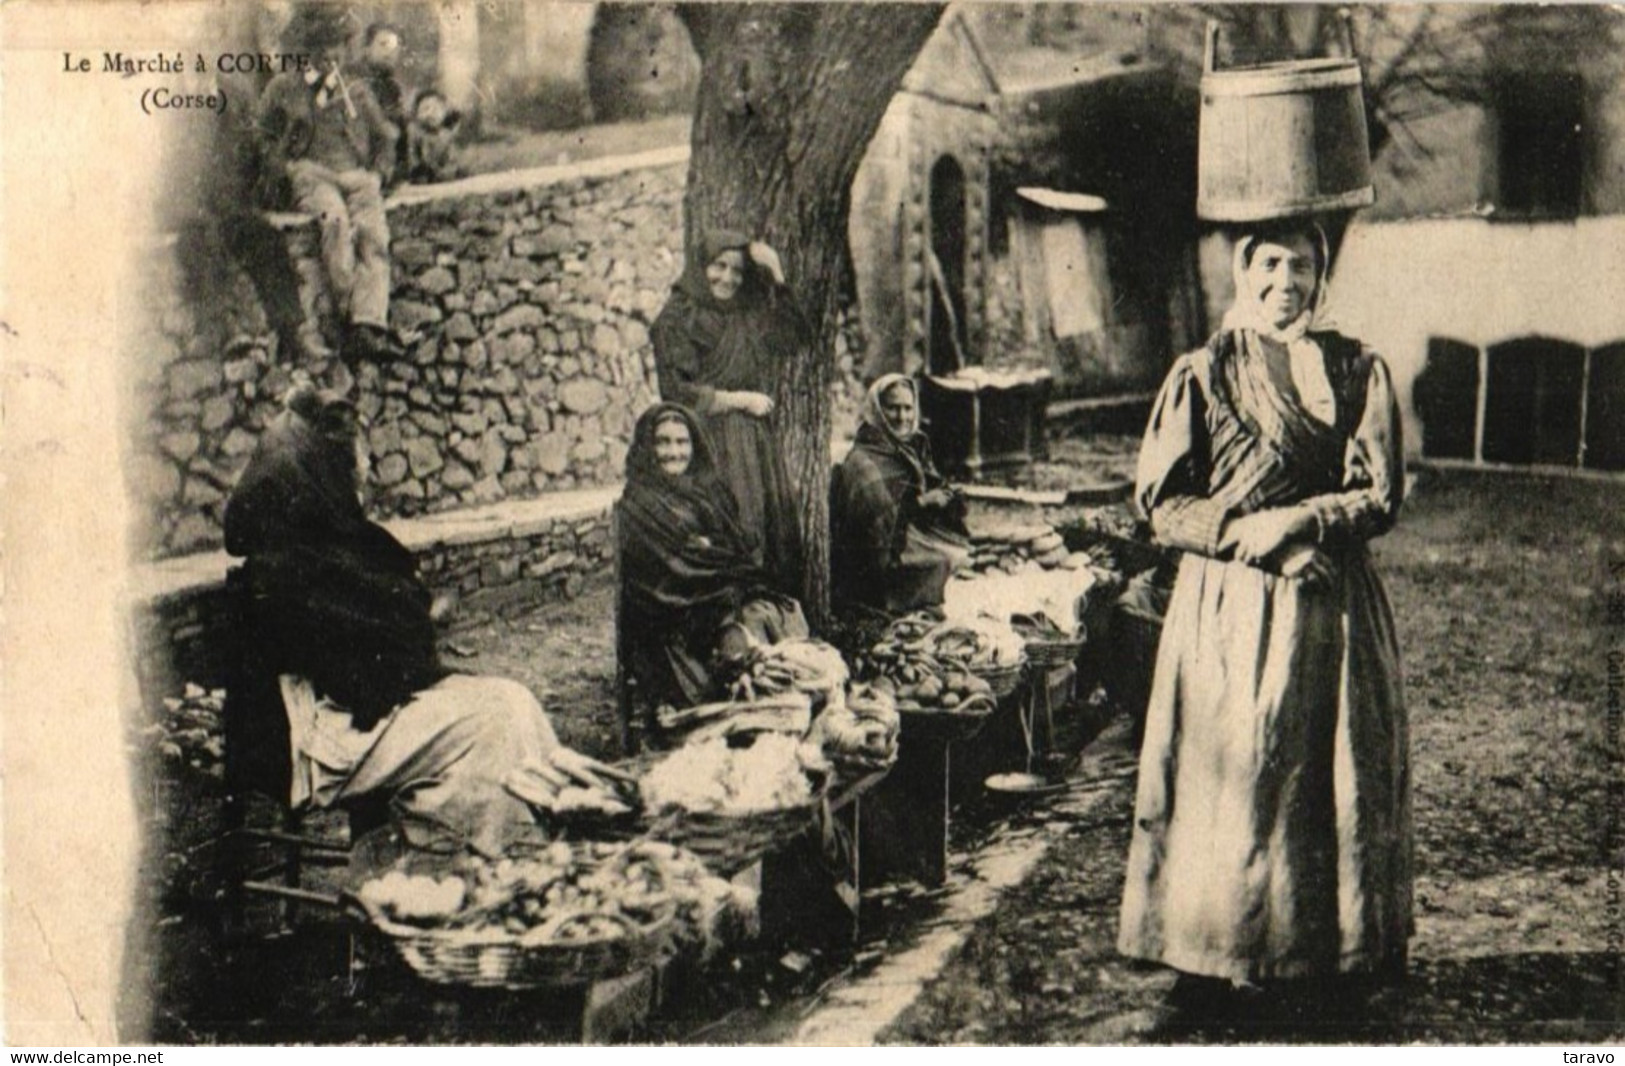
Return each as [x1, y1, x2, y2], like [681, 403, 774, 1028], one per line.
[1332, 216, 1625, 454]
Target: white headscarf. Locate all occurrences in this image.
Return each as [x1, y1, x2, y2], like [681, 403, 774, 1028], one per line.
[1221, 222, 1339, 424]
[1220, 223, 1333, 340]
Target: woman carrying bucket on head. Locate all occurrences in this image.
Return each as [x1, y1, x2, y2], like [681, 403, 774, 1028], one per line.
[1117, 23, 1411, 1012]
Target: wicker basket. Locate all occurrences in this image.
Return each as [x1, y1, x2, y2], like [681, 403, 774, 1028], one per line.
[828, 749, 898, 780]
[897, 700, 997, 743]
[357, 901, 672, 990]
[545, 807, 644, 842]
[1023, 636, 1085, 669]
[971, 659, 1026, 699]
[644, 802, 820, 875]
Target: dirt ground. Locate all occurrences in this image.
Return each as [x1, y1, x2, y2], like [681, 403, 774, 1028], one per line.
[138, 464, 1625, 1043]
[882, 468, 1625, 1044]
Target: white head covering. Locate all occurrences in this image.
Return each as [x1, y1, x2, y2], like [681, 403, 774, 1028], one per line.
[1221, 222, 1339, 424]
[1220, 222, 1333, 344]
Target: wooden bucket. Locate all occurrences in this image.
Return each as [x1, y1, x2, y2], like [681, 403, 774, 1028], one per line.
[1196, 23, 1374, 222]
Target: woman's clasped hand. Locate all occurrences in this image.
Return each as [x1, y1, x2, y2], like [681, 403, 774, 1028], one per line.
[717, 390, 775, 418]
[1223, 507, 1334, 587]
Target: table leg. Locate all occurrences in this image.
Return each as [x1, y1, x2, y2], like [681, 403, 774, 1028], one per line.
[857, 733, 950, 888]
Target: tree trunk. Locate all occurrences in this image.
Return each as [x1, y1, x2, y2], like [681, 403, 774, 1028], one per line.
[676, 2, 944, 626]
[437, 1, 482, 118]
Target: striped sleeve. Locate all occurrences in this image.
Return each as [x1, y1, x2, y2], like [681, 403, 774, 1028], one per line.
[1136, 355, 1231, 558]
[1303, 353, 1406, 542]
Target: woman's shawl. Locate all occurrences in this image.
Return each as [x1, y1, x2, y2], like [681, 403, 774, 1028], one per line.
[848, 374, 966, 532]
[617, 403, 765, 619]
[831, 375, 967, 605]
[224, 386, 445, 734]
[1136, 223, 1404, 560]
[650, 229, 806, 411]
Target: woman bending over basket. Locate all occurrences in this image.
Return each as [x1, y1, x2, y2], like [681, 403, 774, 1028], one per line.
[223, 382, 561, 856]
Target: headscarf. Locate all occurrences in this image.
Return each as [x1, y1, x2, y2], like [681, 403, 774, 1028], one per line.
[854, 373, 932, 492]
[675, 228, 759, 308]
[1210, 219, 1353, 473]
[1220, 221, 1332, 344]
[225, 383, 374, 555]
[653, 227, 802, 399]
[225, 382, 443, 729]
[619, 403, 763, 612]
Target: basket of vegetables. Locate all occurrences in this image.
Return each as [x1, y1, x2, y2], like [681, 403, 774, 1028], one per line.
[728, 639, 850, 706]
[862, 615, 1017, 728]
[921, 619, 1028, 699]
[1011, 612, 1086, 668]
[639, 732, 824, 875]
[503, 747, 643, 840]
[350, 841, 676, 989]
[610, 840, 760, 965]
[812, 683, 901, 778]
[863, 661, 998, 744]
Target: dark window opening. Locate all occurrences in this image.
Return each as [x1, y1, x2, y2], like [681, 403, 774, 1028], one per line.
[1490, 70, 1584, 219]
[928, 155, 970, 375]
[1482, 337, 1585, 466]
[1414, 338, 1480, 460]
[1584, 343, 1625, 472]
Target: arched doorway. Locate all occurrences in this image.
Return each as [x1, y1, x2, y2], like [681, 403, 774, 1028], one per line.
[927, 154, 969, 376]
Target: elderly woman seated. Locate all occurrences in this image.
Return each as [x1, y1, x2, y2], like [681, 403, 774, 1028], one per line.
[616, 403, 806, 742]
[830, 374, 972, 619]
[223, 383, 559, 856]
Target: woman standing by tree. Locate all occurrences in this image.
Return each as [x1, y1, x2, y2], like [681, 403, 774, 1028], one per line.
[1118, 221, 1411, 1005]
[652, 229, 806, 595]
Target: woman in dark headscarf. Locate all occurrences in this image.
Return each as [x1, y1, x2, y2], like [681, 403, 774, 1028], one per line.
[829, 373, 971, 617]
[224, 383, 560, 855]
[1118, 220, 1411, 994]
[651, 229, 806, 596]
[616, 403, 804, 727]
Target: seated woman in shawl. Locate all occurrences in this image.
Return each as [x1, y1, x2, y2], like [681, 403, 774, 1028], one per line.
[830, 373, 972, 618]
[651, 229, 806, 597]
[223, 383, 559, 856]
[617, 403, 806, 738]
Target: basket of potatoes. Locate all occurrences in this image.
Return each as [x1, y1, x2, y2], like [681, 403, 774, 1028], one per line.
[863, 645, 999, 743]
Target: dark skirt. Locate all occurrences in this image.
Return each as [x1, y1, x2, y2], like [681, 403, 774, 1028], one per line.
[699, 409, 803, 597]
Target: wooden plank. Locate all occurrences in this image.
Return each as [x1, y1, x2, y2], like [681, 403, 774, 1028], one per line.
[1046, 391, 1158, 420]
[960, 484, 1067, 506]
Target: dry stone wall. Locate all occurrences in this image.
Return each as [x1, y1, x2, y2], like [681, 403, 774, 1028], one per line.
[129, 158, 684, 558]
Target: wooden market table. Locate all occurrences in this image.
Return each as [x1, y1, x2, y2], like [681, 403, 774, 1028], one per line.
[857, 661, 1077, 889]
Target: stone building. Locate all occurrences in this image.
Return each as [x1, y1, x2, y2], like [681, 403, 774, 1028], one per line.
[849, 13, 1001, 384]
[849, 11, 1208, 410]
